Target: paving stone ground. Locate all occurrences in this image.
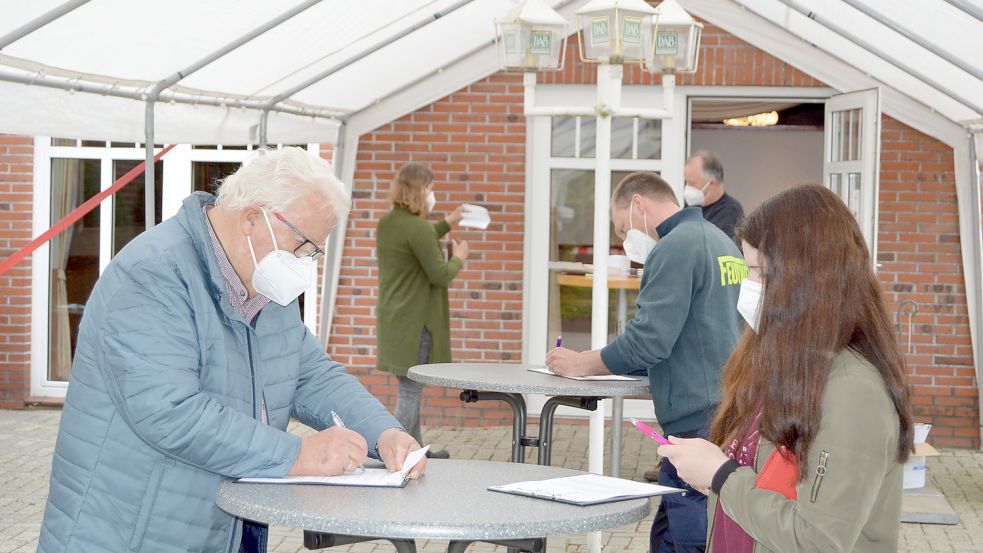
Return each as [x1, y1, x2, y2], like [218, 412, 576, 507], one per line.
[2, 408, 981, 552]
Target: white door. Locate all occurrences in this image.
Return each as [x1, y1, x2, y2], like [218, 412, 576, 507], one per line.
[823, 88, 881, 260]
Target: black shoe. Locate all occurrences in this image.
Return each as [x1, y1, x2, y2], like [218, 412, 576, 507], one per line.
[425, 449, 450, 459]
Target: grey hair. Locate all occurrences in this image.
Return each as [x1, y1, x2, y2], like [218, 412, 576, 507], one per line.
[690, 150, 725, 184]
[215, 147, 351, 216]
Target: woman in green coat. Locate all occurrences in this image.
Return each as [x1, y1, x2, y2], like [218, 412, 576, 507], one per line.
[376, 163, 467, 459]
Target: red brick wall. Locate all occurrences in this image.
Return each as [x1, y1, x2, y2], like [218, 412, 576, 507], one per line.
[878, 118, 980, 448]
[0, 135, 33, 408]
[328, 76, 528, 426]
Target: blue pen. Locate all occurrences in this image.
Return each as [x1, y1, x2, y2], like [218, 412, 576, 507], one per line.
[555, 336, 562, 348]
[330, 411, 365, 474]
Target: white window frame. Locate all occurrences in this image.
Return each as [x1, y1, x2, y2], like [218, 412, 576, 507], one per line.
[30, 139, 318, 398]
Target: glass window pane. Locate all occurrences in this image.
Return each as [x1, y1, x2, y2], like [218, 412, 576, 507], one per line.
[112, 160, 163, 255]
[48, 158, 101, 382]
[579, 117, 597, 158]
[81, 140, 106, 148]
[548, 169, 636, 352]
[839, 111, 849, 162]
[851, 109, 863, 161]
[611, 117, 634, 159]
[829, 111, 841, 162]
[51, 138, 77, 147]
[635, 118, 662, 159]
[551, 117, 577, 157]
[828, 172, 843, 198]
[848, 172, 862, 219]
[193, 161, 240, 195]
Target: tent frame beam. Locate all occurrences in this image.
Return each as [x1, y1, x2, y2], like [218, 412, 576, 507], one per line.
[258, 0, 474, 148]
[840, 0, 983, 83]
[0, 0, 92, 51]
[776, 0, 983, 115]
[142, 0, 325, 230]
[944, 0, 983, 22]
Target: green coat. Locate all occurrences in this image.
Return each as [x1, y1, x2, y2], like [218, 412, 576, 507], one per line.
[376, 207, 463, 376]
[707, 348, 904, 552]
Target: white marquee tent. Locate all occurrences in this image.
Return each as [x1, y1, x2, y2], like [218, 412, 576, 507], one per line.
[1, 0, 981, 444]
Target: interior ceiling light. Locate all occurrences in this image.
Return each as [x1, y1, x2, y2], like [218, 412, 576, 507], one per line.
[722, 111, 779, 126]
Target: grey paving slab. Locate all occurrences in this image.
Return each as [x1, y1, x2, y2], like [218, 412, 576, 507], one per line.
[2, 408, 982, 553]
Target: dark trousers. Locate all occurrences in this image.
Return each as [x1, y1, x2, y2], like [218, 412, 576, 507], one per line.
[240, 520, 268, 553]
[650, 429, 708, 553]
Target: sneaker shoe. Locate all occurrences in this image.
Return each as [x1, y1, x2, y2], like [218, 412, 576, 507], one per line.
[425, 449, 450, 459]
[643, 465, 661, 482]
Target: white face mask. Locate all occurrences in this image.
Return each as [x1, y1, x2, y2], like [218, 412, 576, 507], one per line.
[247, 210, 315, 306]
[622, 199, 658, 265]
[737, 278, 763, 331]
[684, 179, 712, 207]
[425, 190, 436, 213]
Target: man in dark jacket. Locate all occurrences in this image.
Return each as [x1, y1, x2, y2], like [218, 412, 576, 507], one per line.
[547, 172, 746, 553]
[684, 150, 744, 240]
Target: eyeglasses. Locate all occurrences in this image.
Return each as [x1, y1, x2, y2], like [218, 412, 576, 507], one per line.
[272, 211, 325, 260]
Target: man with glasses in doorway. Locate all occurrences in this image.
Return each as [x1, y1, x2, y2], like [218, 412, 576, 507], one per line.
[39, 147, 425, 553]
[683, 150, 744, 240]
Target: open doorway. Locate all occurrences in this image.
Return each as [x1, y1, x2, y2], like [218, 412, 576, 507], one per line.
[688, 99, 825, 213]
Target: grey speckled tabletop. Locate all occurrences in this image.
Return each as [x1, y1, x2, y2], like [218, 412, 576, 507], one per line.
[216, 460, 650, 540]
[407, 363, 650, 397]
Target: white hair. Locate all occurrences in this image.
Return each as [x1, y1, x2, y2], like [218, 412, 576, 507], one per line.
[215, 147, 351, 216]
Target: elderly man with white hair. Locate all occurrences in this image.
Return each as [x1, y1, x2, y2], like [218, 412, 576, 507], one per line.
[38, 147, 424, 553]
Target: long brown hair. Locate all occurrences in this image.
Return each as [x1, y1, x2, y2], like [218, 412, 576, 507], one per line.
[710, 184, 914, 478]
[391, 163, 432, 217]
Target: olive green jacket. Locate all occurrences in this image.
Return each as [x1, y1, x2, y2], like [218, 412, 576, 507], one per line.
[376, 207, 462, 376]
[708, 349, 904, 553]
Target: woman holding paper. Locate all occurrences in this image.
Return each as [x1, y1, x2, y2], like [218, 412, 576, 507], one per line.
[658, 184, 914, 552]
[376, 163, 470, 459]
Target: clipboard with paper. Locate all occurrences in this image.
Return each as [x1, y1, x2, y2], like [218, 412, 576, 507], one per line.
[488, 473, 684, 506]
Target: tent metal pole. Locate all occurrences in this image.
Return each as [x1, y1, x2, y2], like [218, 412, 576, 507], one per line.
[145, 100, 156, 231]
[0, 68, 341, 120]
[318, 124, 347, 347]
[841, 0, 983, 82]
[0, 0, 92, 50]
[147, 0, 324, 101]
[943, 0, 983, 23]
[776, 0, 983, 115]
[260, 0, 473, 115]
[969, 132, 983, 450]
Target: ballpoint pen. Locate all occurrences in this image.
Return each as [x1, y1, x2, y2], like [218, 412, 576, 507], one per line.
[628, 417, 670, 445]
[330, 410, 365, 473]
[555, 336, 562, 348]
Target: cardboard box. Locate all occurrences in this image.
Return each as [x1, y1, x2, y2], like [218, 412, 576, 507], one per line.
[903, 424, 939, 490]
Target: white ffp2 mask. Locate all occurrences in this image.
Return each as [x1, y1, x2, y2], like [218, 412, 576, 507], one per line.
[684, 180, 712, 207]
[622, 202, 658, 265]
[737, 278, 763, 331]
[425, 190, 436, 213]
[247, 210, 314, 306]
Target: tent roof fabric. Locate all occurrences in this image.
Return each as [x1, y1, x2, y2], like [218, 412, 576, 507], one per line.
[0, 0, 978, 144]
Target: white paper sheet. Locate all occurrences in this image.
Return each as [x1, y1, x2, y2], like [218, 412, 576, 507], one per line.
[489, 473, 683, 505]
[238, 446, 430, 488]
[459, 204, 491, 229]
[528, 366, 641, 382]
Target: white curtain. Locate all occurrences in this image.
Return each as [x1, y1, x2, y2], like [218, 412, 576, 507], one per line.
[48, 159, 78, 382]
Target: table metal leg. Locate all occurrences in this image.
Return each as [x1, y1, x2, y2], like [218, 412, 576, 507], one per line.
[447, 538, 546, 553]
[303, 531, 417, 553]
[611, 396, 624, 477]
[538, 396, 598, 466]
[461, 390, 529, 463]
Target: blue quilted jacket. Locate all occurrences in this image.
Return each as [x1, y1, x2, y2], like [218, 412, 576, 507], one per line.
[38, 192, 400, 553]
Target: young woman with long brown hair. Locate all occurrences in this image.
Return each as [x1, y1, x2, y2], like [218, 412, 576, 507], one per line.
[659, 184, 914, 552]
